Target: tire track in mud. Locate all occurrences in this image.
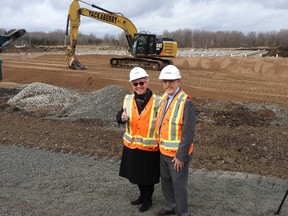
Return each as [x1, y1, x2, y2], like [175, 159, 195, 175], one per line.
[181, 68, 288, 105]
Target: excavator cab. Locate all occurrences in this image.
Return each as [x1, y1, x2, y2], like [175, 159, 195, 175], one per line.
[131, 33, 156, 56]
[131, 33, 177, 58]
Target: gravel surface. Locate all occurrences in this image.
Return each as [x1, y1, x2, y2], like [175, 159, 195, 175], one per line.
[0, 144, 156, 216]
[1, 144, 287, 216]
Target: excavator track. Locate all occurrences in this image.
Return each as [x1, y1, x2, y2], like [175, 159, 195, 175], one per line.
[110, 57, 173, 71]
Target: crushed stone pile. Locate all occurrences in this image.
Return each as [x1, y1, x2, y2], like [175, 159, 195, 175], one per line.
[7, 82, 83, 114]
[7, 82, 132, 125]
[58, 84, 131, 123]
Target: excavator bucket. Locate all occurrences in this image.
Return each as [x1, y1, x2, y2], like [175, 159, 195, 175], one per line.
[0, 29, 26, 52]
[68, 57, 86, 70]
[65, 45, 86, 70]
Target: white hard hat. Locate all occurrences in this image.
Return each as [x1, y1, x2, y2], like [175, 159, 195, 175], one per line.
[159, 65, 181, 80]
[129, 67, 149, 82]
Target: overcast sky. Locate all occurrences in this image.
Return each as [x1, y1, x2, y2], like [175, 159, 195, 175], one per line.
[2, 0, 288, 37]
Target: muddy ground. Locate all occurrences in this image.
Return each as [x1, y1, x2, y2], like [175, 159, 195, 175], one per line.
[0, 48, 288, 180]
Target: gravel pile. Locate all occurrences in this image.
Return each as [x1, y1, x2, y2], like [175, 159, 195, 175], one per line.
[7, 82, 83, 114]
[57, 84, 130, 123]
[7, 83, 131, 125]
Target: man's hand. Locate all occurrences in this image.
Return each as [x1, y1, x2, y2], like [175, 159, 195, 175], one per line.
[172, 157, 184, 172]
[121, 107, 129, 122]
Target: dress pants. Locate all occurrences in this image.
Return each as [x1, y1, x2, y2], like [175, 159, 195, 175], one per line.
[160, 154, 191, 216]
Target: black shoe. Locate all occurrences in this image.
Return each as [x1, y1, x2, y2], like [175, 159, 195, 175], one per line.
[131, 196, 144, 205]
[139, 199, 152, 212]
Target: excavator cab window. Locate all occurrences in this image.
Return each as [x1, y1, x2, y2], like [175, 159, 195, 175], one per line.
[132, 33, 156, 56]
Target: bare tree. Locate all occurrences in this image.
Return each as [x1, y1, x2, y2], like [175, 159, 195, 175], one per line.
[3, 27, 288, 49]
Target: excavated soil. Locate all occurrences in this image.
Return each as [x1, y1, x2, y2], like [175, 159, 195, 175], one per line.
[264, 47, 288, 58]
[0, 48, 288, 180]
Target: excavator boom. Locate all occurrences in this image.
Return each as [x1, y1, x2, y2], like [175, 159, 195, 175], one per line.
[79, 8, 137, 49]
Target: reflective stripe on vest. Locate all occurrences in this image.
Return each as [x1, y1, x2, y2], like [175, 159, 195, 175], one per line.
[123, 94, 160, 151]
[123, 94, 133, 135]
[156, 91, 193, 157]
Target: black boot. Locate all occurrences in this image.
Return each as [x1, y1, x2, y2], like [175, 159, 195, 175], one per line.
[138, 185, 154, 212]
[131, 185, 145, 205]
[131, 195, 144, 205]
[139, 198, 152, 212]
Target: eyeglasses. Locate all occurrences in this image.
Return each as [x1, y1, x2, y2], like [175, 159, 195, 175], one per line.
[132, 81, 145, 87]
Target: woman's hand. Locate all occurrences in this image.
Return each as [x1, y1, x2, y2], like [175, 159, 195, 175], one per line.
[121, 107, 129, 122]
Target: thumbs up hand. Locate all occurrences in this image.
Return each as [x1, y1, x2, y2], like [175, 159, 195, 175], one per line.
[121, 107, 129, 122]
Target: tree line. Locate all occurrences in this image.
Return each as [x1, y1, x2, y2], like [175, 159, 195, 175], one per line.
[1, 28, 288, 48]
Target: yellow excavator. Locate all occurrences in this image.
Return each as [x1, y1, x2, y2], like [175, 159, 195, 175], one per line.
[64, 0, 177, 70]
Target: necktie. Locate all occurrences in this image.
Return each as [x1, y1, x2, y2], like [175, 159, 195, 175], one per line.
[165, 96, 170, 111]
[158, 96, 170, 131]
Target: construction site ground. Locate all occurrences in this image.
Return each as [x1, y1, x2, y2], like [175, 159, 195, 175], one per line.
[0, 47, 288, 215]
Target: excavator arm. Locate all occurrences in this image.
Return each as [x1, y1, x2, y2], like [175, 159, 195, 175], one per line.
[64, 0, 138, 70]
[64, 0, 85, 69]
[79, 7, 138, 49]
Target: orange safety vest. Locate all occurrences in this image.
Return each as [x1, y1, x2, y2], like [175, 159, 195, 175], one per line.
[123, 94, 161, 151]
[156, 90, 194, 157]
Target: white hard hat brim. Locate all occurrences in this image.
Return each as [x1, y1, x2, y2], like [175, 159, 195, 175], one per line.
[159, 75, 181, 80]
[129, 76, 148, 82]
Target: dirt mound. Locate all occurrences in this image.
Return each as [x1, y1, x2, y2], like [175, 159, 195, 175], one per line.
[264, 47, 288, 57]
[174, 57, 288, 78]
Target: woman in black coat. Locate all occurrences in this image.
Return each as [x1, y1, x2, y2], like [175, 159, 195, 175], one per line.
[116, 67, 160, 213]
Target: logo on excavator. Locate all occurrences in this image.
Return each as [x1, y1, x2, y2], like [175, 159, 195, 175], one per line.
[156, 43, 163, 51]
[89, 11, 117, 24]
